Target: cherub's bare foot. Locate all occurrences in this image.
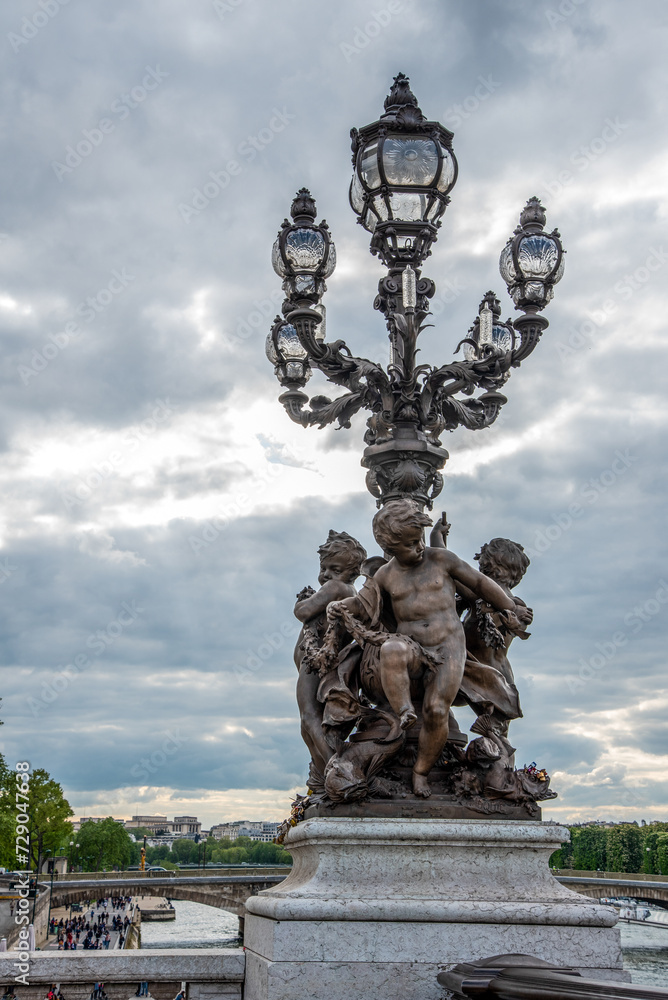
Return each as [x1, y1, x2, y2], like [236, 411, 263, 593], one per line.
[400, 709, 417, 731]
[413, 772, 432, 797]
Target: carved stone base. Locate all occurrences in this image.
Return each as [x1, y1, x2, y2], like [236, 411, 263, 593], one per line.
[303, 795, 540, 821]
[243, 818, 629, 1000]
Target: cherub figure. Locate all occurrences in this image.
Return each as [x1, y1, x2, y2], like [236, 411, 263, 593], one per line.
[328, 500, 531, 798]
[452, 536, 532, 736]
[294, 530, 367, 777]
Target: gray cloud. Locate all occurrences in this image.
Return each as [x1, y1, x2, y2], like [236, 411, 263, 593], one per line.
[0, 0, 667, 823]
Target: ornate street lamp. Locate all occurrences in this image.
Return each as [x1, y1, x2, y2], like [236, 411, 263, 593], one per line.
[265, 75, 565, 507]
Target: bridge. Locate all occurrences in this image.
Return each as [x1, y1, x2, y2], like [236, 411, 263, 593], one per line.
[49, 874, 287, 917]
[555, 870, 668, 910]
[38, 868, 668, 924]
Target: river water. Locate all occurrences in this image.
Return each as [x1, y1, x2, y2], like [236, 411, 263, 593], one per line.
[140, 900, 668, 986]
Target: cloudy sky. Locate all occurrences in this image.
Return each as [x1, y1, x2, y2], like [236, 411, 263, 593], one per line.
[1, 0, 667, 828]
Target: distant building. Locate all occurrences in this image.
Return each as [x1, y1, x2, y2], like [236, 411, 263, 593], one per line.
[124, 814, 203, 838]
[125, 815, 172, 834]
[210, 821, 279, 842]
[171, 815, 202, 836]
[73, 816, 126, 832]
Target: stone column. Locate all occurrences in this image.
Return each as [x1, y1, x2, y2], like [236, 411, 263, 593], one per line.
[243, 818, 627, 1000]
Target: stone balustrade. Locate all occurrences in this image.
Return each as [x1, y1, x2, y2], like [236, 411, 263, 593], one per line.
[0, 949, 245, 1000]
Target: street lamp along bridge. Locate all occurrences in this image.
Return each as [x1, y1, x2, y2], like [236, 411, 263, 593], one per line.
[266, 72, 564, 509]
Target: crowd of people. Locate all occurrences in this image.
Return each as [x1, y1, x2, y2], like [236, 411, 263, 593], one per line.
[49, 895, 133, 950]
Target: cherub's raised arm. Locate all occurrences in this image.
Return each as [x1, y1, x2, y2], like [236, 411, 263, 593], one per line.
[326, 593, 367, 622]
[294, 579, 354, 623]
[445, 552, 516, 612]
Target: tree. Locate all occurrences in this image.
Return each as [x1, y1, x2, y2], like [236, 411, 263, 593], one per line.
[1, 768, 74, 872]
[606, 823, 643, 873]
[656, 834, 668, 875]
[171, 837, 199, 864]
[77, 818, 138, 871]
[571, 825, 608, 871]
[549, 836, 573, 869]
[0, 752, 14, 869]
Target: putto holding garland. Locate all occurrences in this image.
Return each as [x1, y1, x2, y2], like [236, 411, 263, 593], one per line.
[290, 503, 555, 819]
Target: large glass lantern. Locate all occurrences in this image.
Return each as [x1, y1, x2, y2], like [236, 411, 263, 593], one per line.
[272, 188, 336, 310]
[349, 73, 458, 268]
[459, 292, 515, 363]
[499, 197, 565, 312]
[265, 317, 312, 388]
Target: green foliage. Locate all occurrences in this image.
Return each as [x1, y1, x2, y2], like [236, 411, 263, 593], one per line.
[171, 837, 200, 863]
[655, 833, 668, 875]
[0, 751, 14, 869]
[76, 818, 138, 872]
[209, 839, 291, 865]
[128, 827, 154, 840]
[606, 824, 643, 874]
[548, 840, 573, 869]
[571, 824, 608, 871]
[2, 768, 74, 871]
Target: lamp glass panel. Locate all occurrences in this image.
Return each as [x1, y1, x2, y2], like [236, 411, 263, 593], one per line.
[389, 192, 428, 222]
[373, 195, 389, 221]
[286, 361, 311, 382]
[323, 241, 337, 278]
[382, 137, 438, 186]
[362, 207, 377, 233]
[277, 323, 307, 360]
[350, 172, 365, 213]
[524, 280, 547, 302]
[360, 140, 381, 190]
[294, 275, 316, 296]
[285, 228, 326, 272]
[517, 235, 559, 278]
[492, 324, 513, 353]
[437, 148, 456, 192]
[499, 242, 517, 283]
[271, 238, 287, 277]
[265, 333, 279, 364]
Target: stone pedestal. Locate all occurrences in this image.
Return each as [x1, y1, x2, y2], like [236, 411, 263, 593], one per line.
[243, 818, 627, 1000]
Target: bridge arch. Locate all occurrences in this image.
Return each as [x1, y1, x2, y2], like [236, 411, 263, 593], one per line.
[50, 875, 286, 920]
[559, 877, 668, 911]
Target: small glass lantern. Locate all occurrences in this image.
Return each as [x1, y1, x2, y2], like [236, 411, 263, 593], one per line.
[349, 74, 458, 267]
[272, 188, 336, 309]
[265, 317, 312, 387]
[460, 293, 515, 361]
[499, 197, 565, 311]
